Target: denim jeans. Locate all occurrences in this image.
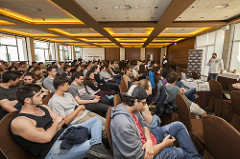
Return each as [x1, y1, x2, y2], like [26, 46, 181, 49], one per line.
[151, 122, 203, 159]
[150, 115, 161, 128]
[209, 73, 218, 80]
[45, 116, 103, 159]
[184, 88, 196, 103]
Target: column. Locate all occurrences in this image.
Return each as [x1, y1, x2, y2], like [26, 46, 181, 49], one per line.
[120, 47, 125, 60]
[140, 48, 145, 61]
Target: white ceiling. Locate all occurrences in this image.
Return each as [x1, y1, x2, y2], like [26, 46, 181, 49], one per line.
[176, 0, 240, 21]
[162, 27, 202, 34]
[0, 0, 78, 20]
[75, 0, 172, 21]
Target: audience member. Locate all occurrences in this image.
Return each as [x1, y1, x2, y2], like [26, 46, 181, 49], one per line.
[111, 86, 202, 159]
[10, 84, 112, 159]
[68, 71, 112, 115]
[165, 72, 206, 116]
[0, 71, 21, 119]
[43, 66, 57, 92]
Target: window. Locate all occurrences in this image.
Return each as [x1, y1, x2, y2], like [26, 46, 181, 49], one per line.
[229, 23, 240, 73]
[0, 33, 28, 62]
[34, 41, 56, 63]
[59, 45, 73, 61]
[75, 46, 82, 59]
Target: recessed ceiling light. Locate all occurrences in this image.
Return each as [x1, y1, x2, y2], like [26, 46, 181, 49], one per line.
[150, 17, 154, 19]
[191, 6, 195, 8]
[119, 5, 132, 10]
[213, 4, 230, 10]
[113, 6, 119, 9]
[179, 16, 182, 18]
[94, 7, 98, 9]
[102, 18, 106, 19]
[155, 6, 158, 9]
[200, 16, 204, 18]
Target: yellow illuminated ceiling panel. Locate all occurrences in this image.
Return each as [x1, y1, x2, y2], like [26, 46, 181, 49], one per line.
[121, 43, 144, 46]
[116, 38, 147, 43]
[0, 9, 84, 25]
[64, 43, 91, 46]
[158, 27, 212, 37]
[0, 28, 58, 37]
[40, 38, 78, 43]
[104, 28, 153, 37]
[0, 20, 15, 25]
[152, 38, 186, 43]
[93, 43, 116, 46]
[48, 28, 103, 37]
[148, 43, 172, 46]
[146, 45, 164, 48]
[78, 38, 111, 43]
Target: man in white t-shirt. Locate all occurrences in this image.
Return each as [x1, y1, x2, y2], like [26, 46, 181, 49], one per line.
[207, 53, 224, 80]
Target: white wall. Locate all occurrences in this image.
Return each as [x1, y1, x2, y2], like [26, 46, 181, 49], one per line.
[82, 48, 105, 61]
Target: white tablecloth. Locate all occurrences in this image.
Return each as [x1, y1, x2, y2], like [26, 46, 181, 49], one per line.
[181, 79, 209, 92]
[218, 72, 240, 80]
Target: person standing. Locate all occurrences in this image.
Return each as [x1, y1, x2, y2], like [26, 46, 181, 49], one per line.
[162, 54, 168, 68]
[207, 53, 224, 80]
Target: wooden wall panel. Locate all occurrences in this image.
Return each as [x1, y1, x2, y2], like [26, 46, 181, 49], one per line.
[125, 48, 140, 61]
[146, 48, 161, 63]
[167, 37, 195, 68]
[105, 48, 120, 61]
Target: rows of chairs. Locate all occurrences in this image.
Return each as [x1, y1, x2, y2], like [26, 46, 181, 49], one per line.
[1, 77, 240, 159]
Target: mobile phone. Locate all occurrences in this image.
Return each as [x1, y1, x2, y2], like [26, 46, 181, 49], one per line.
[163, 131, 173, 139]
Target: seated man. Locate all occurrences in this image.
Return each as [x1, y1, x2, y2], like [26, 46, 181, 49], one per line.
[68, 71, 112, 115]
[43, 66, 57, 92]
[165, 72, 206, 116]
[0, 71, 21, 120]
[111, 86, 203, 159]
[48, 76, 107, 137]
[10, 84, 112, 159]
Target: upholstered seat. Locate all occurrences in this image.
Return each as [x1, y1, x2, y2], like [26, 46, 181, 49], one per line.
[0, 111, 39, 159]
[208, 79, 231, 121]
[119, 77, 128, 93]
[42, 92, 54, 105]
[114, 94, 122, 107]
[176, 93, 205, 154]
[105, 107, 113, 154]
[230, 90, 240, 132]
[202, 115, 240, 159]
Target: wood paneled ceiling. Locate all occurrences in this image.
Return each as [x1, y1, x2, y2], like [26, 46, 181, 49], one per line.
[0, 0, 239, 48]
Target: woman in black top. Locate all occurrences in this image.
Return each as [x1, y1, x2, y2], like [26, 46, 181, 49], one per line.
[85, 69, 115, 97]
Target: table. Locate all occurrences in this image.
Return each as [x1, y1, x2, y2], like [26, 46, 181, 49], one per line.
[181, 79, 210, 109]
[218, 72, 240, 80]
[181, 79, 210, 92]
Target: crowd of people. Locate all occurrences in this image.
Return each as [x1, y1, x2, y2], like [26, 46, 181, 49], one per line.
[0, 58, 210, 159]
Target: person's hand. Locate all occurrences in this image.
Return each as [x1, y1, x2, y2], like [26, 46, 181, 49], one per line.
[209, 59, 212, 63]
[162, 135, 176, 147]
[180, 88, 186, 94]
[93, 98, 100, 103]
[215, 60, 218, 63]
[94, 95, 100, 99]
[54, 115, 64, 130]
[142, 140, 154, 159]
[79, 105, 85, 110]
[77, 110, 85, 117]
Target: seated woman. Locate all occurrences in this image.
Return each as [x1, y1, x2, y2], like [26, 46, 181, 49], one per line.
[85, 69, 115, 97]
[165, 72, 206, 116]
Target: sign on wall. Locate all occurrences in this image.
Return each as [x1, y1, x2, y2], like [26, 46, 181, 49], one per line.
[187, 49, 203, 78]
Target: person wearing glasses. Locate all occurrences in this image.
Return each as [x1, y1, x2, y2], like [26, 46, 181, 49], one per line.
[110, 86, 203, 159]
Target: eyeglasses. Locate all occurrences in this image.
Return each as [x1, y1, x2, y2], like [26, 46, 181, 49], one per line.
[141, 101, 147, 106]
